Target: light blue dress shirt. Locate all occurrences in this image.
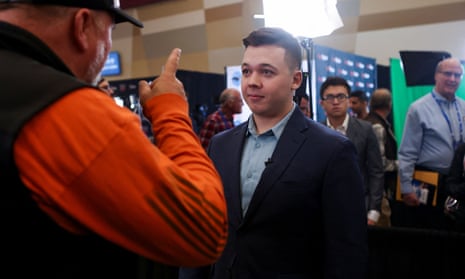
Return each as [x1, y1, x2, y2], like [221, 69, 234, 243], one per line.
[398, 91, 465, 194]
[240, 104, 296, 216]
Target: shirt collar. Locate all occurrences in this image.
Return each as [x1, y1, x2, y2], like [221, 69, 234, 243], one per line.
[432, 90, 456, 103]
[0, 21, 74, 76]
[246, 103, 296, 139]
[326, 113, 349, 133]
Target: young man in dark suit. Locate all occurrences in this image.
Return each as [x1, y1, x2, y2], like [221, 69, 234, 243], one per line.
[179, 27, 368, 279]
[320, 76, 384, 226]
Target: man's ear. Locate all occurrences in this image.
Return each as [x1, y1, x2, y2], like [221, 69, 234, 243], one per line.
[291, 70, 303, 90]
[72, 9, 93, 51]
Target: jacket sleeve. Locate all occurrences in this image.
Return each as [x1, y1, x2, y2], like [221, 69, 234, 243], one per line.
[15, 89, 228, 267]
[323, 138, 368, 278]
[365, 124, 385, 213]
[398, 106, 423, 194]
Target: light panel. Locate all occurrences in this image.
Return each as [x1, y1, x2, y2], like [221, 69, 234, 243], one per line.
[262, 0, 343, 38]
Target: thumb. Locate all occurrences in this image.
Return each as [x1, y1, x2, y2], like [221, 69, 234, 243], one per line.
[138, 80, 150, 105]
[161, 48, 181, 77]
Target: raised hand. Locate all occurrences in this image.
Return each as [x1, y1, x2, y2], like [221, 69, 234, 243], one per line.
[138, 48, 186, 105]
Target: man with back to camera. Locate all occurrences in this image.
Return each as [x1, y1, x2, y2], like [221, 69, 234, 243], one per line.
[398, 57, 465, 229]
[198, 88, 243, 149]
[0, 0, 228, 277]
[320, 76, 385, 226]
[364, 88, 398, 227]
[179, 27, 368, 279]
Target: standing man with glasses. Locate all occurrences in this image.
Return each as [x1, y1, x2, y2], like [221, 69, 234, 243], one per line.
[399, 58, 465, 230]
[320, 76, 384, 226]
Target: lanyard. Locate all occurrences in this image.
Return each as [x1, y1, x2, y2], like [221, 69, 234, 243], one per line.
[219, 110, 233, 129]
[431, 92, 463, 149]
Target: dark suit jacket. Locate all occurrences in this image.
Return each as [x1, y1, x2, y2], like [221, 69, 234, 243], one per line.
[345, 117, 384, 213]
[180, 109, 368, 279]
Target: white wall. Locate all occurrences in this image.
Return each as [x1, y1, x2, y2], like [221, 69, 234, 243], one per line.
[355, 20, 465, 65]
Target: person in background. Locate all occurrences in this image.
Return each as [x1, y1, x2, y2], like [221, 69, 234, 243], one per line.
[364, 88, 398, 227]
[97, 77, 114, 96]
[320, 76, 384, 226]
[444, 142, 465, 231]
[98, 76, 155, 142]
[191, 104, 208, 134]
[198, 88, 243, 149]
[349, 90, 369, 119]
[398, 57, 465, 229]
[179, 27, 367, 279]
[0, 1, 227, 277]
[297, 93, 311, 117]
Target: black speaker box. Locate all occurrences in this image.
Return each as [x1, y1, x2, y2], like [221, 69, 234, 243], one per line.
[399, 50, 451, 86]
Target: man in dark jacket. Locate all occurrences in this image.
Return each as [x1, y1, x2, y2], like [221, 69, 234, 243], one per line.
[320, 77, 384, 226]
[364, 88, 398, 227]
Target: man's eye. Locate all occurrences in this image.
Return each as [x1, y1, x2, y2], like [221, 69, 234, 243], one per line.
[262, 69, 273, 75]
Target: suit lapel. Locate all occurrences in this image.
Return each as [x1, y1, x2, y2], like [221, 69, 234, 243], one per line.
[241, 110, 308, 224]
[346, 117, 356, 139]
[223, 125, 247, 226]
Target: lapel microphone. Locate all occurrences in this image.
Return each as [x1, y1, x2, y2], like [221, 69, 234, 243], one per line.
[265, 158, 273, 167]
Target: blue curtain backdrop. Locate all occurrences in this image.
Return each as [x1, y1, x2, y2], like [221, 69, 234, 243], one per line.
[314, 44, 377, 122]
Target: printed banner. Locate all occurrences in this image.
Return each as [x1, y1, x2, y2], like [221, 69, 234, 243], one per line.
[314, 44, 377, 121]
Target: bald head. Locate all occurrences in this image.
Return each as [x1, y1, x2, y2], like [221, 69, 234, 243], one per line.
[369, 88, 392, 111]
[219, 88, 243, 116]
[435, 58, 463, 73]
[219, 88, 240, 103]
[434, 57, 464, 100]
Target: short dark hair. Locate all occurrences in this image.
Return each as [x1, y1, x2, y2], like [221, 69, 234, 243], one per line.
[319, 76, 351, 99]
[242, 27, 302, 71]
[350, 90, 368, 102]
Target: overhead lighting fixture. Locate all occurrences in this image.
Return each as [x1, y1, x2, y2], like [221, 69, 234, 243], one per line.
[262, 0, 343, 38]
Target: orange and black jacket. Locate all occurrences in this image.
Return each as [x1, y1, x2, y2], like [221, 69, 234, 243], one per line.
[0, 21, 227, 278]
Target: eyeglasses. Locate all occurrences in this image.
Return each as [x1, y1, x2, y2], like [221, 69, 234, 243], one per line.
[322, 94, 349, 102]
[438, 71, 463, 79]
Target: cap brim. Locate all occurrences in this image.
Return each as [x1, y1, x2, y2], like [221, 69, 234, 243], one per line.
[112, 8, 143, 28]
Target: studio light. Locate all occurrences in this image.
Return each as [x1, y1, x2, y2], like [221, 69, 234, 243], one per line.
[255, 0, 343, 120]
[261, 0, 343, 38]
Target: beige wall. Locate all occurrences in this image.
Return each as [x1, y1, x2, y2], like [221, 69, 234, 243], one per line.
[109, 0, 465, 80]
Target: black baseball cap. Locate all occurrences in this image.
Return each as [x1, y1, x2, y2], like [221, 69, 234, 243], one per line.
[1, 0, 143, 28]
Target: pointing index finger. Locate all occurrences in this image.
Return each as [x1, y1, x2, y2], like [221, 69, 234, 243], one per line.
[162, 48, 181, 77]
